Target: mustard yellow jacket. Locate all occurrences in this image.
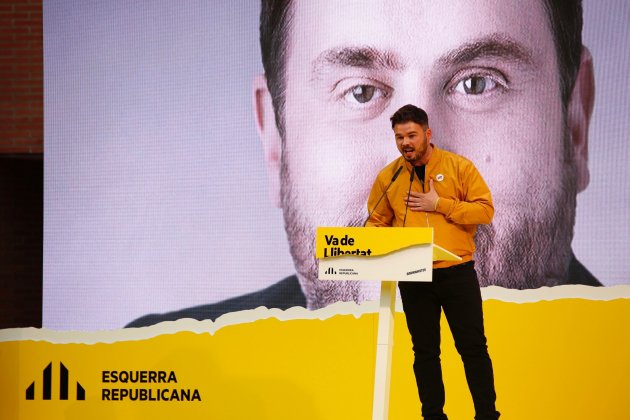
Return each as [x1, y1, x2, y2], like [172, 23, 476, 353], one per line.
[366, 145, 493, 268]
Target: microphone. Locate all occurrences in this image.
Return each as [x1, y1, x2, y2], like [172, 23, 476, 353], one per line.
[363, 166, 403, 226]
[402, 167, 415, 227]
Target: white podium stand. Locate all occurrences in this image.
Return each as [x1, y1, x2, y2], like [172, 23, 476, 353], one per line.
[316, 227, 460, 420]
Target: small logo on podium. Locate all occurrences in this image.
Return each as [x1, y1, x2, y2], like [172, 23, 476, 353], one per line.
[324, 267, 337, 275]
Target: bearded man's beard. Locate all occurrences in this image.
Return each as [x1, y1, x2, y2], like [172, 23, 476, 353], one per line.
[279, 161, 373, 309]
[475, 131, 578, 288]
[474, 191, 575, 289]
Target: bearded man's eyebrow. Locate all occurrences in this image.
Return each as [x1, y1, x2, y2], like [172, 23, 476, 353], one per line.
[436, 34, 535, 68]
[311, 46, 404, 79]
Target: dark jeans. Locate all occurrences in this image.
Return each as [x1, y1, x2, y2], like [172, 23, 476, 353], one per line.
[398, 261, 499, 420]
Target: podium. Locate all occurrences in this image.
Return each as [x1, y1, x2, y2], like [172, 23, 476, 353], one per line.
[316, 227, 461, 420]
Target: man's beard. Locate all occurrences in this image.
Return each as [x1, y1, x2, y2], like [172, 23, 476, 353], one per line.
[474, 179, 576, 289]
[280, 138, 578, 308]
[279, 161, 370, 309]
[476, 129, 578, 288]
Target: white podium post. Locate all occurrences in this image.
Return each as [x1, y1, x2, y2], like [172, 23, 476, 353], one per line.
[316, 227, 460, 420]
[372, 280, 397, 420]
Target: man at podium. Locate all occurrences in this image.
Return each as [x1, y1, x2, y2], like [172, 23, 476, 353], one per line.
[365, 105, 499, 420]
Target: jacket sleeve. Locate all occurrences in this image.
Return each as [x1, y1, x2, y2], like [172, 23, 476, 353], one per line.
[434, 162, 494, 225]
[365, 175, 395, 227]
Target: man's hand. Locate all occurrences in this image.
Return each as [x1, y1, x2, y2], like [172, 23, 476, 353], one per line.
[404, 179, 439, 212]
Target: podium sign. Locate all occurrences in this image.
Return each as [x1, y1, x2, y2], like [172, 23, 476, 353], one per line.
[316, 227, 460, 282]
[316, 227, 434, 282]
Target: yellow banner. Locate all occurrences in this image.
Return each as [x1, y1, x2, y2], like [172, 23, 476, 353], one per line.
[1, 298, 629, 419]
[315, 227, 433, 258]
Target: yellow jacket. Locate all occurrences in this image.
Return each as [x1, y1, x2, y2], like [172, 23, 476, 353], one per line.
[366, 145, 493, 268]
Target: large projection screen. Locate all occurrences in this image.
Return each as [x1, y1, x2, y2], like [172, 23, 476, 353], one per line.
[44, 0, 630, 330]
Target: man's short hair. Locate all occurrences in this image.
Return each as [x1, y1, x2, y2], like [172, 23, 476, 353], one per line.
[259, 0, 293, 138]
[390, 105, 429, 129]
[259, 0, 584, 129]
[542, 0, 583, 106]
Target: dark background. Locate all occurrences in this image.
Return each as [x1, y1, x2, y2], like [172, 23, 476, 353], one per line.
[0, 0, 43, 328]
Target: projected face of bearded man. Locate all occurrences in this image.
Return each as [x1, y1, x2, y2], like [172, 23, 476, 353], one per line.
[254, 0, 594, 309]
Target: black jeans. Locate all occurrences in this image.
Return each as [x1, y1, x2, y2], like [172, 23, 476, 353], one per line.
[398, 261, 499, 420]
